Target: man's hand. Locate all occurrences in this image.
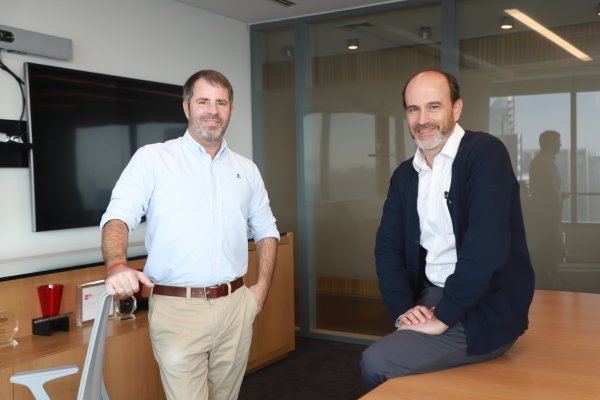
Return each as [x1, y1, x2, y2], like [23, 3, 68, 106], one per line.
[397, 306, 449, 335]
[105, 265, 154, 296]
[102, 219, 154, 297]
[248, 237, 278, 314]
[248, 283, 268, 314]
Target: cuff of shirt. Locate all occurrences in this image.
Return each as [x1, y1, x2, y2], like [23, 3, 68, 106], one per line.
[394, 314, 404, 328]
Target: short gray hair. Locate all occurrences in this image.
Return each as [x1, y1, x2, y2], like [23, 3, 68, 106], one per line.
[183, 70, 234, 104]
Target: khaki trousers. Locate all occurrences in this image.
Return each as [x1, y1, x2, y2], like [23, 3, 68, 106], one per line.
[149, 285, 257, 400]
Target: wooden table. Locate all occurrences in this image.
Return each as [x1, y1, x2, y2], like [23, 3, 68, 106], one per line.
[361, 290, 600, 400]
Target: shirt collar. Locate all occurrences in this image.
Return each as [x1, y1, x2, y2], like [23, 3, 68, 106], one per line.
[183, 130, 228, 159]
[413, 123, 465, 172]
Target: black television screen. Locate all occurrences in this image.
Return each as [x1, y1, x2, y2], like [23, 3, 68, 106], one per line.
[25, 62, 187, 231]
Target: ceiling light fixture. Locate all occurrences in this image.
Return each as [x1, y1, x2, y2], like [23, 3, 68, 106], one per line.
[283, 45, 294, 57]
[597, 3, 600, 16]
[504, 8, 592, 62]
[418, 26, 432, 40]
[500, 16, 514, 30]
[347, 38, 359, 50]
[269, 0, 296, 6]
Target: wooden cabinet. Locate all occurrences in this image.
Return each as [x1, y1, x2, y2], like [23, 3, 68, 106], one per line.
[0, 233, 295, 399]
[246, 233, 296, 372]
[8, 313, 164, 400]
[0, 367, 12, 399]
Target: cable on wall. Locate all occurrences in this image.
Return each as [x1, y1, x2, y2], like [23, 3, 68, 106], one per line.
[0, 50, 27, 142]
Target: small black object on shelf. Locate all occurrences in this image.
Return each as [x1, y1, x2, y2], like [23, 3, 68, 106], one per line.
[136, 296, 149, 311]
[32, 313, 71, 336]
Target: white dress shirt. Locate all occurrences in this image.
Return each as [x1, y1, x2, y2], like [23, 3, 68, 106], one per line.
[100, 132, 279, 286]
[413, 124, 465, 287]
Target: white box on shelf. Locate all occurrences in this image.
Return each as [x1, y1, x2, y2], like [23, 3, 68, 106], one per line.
[76, 280, 113, 325]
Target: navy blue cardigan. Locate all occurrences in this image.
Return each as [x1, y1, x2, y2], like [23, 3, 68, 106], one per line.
[375, 130, 535, 355]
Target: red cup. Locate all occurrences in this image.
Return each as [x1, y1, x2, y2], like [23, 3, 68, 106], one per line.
[37, 284, 63, 317]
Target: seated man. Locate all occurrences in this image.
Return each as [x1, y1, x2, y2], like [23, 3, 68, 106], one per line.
[361, 69, 535, 390]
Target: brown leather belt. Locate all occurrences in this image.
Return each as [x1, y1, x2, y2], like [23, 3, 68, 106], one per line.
[153, 277, 244, 299]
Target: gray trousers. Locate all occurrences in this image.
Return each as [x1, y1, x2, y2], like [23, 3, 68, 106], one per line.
[360, 286, 514, 390]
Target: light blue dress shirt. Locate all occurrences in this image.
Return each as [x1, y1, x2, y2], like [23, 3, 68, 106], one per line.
[100, 132, 279, 286]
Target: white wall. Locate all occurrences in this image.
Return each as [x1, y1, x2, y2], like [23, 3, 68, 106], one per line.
[0, 0, 252, 278]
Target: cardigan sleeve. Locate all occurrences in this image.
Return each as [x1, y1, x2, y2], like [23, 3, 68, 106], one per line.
[375, 163, 419, 322]
[434, 134, 517, 326]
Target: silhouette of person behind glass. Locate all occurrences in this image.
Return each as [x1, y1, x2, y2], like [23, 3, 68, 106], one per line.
[529, 130, 566, 289]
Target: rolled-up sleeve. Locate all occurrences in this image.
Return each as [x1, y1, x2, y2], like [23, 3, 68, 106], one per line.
[100, 147, 154, 232]
[247, 164, 279, 242]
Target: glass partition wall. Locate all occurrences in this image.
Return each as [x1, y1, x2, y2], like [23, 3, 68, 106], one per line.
[456, 0, 600, 293]
[251, 0, 600, 342]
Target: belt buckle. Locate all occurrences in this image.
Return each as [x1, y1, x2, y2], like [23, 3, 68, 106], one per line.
[205, 283, 220, 299]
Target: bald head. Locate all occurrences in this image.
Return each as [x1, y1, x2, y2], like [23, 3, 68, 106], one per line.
[402, 69, 461, 109]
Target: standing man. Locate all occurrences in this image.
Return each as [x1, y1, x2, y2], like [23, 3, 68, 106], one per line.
[361, 69, 534, 389]
[101, 70, 279, 400]
[529, 130, 566, 288]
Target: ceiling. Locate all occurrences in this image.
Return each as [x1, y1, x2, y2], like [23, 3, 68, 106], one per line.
[172, 0, 600, 63]
[172, 0, 405, 24]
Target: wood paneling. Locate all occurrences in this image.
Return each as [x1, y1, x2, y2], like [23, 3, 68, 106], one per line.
[0, 367, 13, 400]
[317, 276, 379, 298]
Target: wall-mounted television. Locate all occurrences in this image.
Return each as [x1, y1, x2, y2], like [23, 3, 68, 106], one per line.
[25, 62, 187, 231]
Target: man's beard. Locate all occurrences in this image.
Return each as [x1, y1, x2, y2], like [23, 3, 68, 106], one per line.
[191, 114, 227, 143]
[199, 127, 224, 143]
[411, 123, 451, 152]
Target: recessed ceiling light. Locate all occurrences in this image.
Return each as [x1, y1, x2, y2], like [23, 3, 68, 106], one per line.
[500, 16, 514, 30]
[419, 26, 432, 40]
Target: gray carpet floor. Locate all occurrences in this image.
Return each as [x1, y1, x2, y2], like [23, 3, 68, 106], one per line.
[239, 337, 369, 400]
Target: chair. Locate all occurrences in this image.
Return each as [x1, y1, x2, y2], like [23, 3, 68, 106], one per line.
[10, 291, 113, 400]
